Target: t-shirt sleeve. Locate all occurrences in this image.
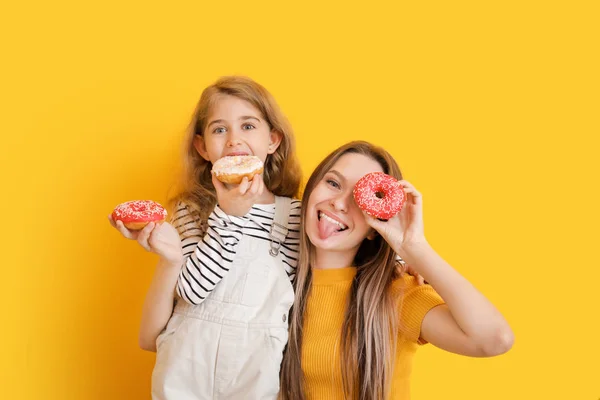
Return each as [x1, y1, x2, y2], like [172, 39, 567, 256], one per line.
[395, 275, 445, 345]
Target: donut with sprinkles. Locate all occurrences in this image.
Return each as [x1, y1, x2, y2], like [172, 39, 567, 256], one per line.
[212, 155, 264, 184]
[112, 200, 167, 230]
[353, 172, 406, 220]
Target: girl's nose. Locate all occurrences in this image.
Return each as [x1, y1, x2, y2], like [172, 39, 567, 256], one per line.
[226, 131, 242, 147]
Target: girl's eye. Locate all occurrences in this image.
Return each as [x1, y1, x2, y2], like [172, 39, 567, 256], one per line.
[213, 127, 226, 134]
[242, 124, 255, 131]
[326, 179, 340, 189]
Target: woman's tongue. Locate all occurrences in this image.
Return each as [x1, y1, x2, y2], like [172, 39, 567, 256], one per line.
[318, 215, 341, 240]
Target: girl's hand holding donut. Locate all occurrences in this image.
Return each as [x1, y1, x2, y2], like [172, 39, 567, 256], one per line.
[212, 173, 265, 217]
[108, 200, 183, 266]
[109, 216, 183, 265]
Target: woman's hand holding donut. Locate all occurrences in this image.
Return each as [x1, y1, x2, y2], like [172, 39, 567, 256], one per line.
[212, 174, 265, 217]
[108, 216, 183, 266]
[364, 180, 427, 253]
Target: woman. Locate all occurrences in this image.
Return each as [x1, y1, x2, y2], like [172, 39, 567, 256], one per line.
[279, 141, 514, 400]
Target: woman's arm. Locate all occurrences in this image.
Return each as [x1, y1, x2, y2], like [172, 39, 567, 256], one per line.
[400, 242, 514, 357]
[367, 180, 514, 357]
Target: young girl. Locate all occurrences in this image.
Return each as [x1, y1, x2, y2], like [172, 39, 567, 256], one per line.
[109, 76, 303, 399]
[279, 141, 514, 400]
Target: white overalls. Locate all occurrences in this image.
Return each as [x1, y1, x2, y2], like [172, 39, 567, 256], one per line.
[152, 196, 295, 400]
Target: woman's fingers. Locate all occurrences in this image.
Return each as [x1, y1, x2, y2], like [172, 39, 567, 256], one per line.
[398, 180, 421, 196]
[398, 180, 422, 206]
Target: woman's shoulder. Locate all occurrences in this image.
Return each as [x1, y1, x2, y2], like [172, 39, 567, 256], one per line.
[392, 274, 445, 343]
[390, 273, 443, 304]
[391, 273, 423, 294]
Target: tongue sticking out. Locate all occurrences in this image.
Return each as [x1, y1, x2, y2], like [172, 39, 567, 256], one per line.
[318, 215, 341, 240]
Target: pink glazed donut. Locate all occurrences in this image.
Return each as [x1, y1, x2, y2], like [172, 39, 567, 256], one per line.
[353, 172, 406, 220]
[112, 200, 167, 230]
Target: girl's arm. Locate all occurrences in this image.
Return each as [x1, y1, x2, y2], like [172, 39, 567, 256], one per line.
[399, 242, 514, 357]
[139, 257, 182, 352]
[108, 217, 185, 352]
[176, 204, 249, 305]
[176, 175, 267, 305]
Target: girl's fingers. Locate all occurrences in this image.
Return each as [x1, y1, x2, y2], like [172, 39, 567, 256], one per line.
[115, 219, 135, 239]
[258, 176, 265, 196]
[238, 177, 250, 195]
[137, 222, 155, 251]
[248, 175, 260, 195]
[212, 174, 226, 194]
[147, 223, 159, 248]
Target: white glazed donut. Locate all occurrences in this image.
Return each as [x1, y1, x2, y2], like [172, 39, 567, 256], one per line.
[211, 155, 264, 184]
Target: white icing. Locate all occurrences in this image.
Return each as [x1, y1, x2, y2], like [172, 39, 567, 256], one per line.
[212, 155, 263, 176]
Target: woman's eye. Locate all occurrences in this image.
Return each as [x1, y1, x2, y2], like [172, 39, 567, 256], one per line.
[213, 127, 226, 134]
[242, 124, 255, 130]
[326, 179, 340, 189]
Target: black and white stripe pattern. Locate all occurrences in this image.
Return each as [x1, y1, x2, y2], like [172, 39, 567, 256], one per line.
[174, 200, 301, 305]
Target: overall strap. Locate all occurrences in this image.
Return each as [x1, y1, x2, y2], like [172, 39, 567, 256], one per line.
[269, 196, 292, 257]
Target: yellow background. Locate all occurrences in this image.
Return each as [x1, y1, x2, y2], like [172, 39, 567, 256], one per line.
[1, 0, 598, 399]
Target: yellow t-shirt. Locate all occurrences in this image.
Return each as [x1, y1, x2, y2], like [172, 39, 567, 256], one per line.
[301, 267, 445, 400]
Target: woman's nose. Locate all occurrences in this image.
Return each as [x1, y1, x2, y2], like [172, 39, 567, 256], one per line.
[330, 193, 349, 213]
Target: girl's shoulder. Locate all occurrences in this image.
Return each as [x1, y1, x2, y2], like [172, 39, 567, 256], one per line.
[252, 197, 301, 215]
[169, 200, 195, 222]
[170, 200, 204, 237]
[290, 198, 302, 213]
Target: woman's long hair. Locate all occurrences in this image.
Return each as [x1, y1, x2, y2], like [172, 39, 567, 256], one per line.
[279, 141, 404, 400]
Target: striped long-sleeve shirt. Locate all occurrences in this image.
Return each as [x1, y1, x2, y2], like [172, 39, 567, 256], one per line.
[173, 200, 302, 305]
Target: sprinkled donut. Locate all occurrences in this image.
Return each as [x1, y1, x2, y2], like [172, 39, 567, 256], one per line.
[212, 155, 264, 184]
[112, 200, 167, 230]
[353, 172, 406, 220]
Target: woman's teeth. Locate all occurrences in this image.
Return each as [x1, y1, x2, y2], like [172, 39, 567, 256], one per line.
[319, 212, 347, 230]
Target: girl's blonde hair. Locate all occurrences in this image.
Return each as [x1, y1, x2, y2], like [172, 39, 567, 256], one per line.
[279, 141, 404, 400]
[167, 76, 302, 231]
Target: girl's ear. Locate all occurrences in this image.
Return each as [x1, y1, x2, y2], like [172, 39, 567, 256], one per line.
[193, 135, 210, 161]
[267, 130, 283, 154]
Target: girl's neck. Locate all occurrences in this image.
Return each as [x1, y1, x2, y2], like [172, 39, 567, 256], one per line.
[255, 190, 276, 204]
[222, 185, 276, 204]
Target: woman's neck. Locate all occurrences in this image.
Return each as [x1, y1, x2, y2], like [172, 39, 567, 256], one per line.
[313, 249, 356, 270]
